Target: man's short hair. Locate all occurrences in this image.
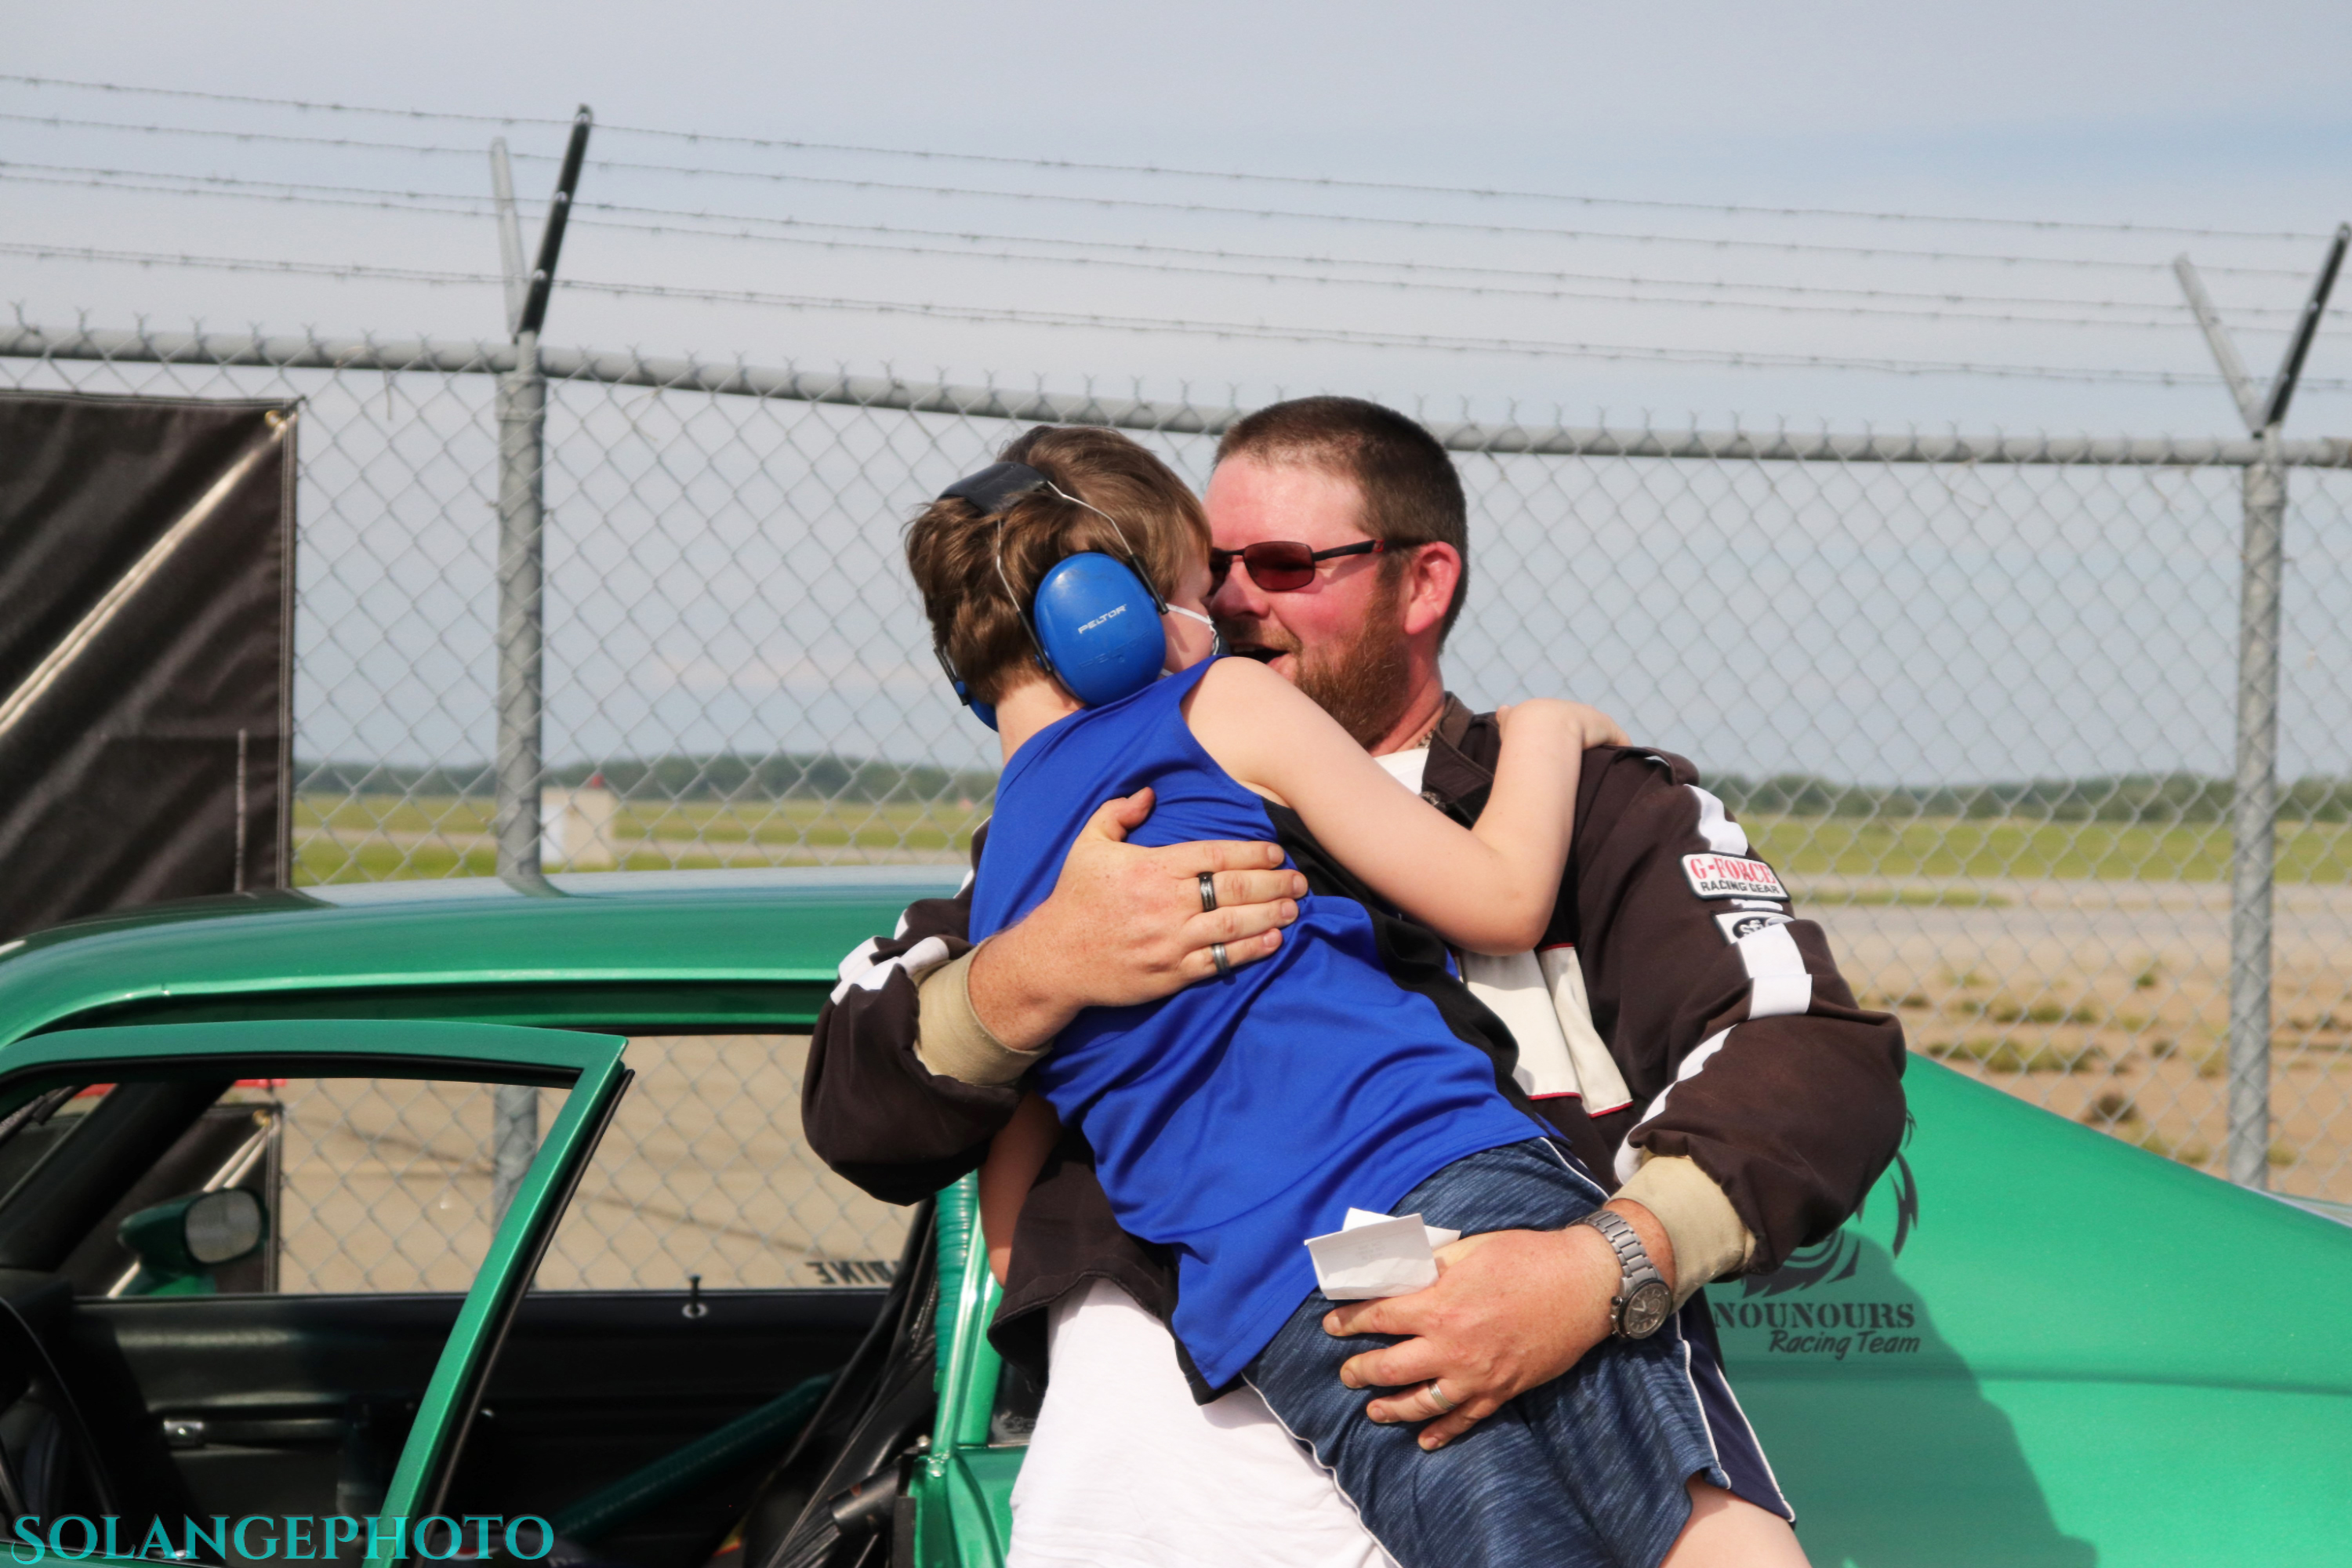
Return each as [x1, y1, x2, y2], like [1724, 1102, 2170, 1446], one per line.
[906, 425, 1211, 706]
[1214, 396, 1469, 640]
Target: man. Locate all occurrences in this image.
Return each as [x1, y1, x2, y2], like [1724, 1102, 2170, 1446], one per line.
[804, 397, 1905, 1563]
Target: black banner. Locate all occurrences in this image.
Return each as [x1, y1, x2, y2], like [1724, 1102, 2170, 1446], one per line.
[0, 390, 296, 940]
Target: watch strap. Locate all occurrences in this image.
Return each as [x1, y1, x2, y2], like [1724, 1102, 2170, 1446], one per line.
[1573, 1207, 1669, 1338]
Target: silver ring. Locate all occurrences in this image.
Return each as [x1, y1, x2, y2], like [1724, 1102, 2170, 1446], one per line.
[1198, 872, 1218, 913]
[1425, 1381, 1458, 1414]
[1210, 942, 1232, 978]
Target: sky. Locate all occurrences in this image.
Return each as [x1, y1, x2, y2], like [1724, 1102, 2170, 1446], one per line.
[12, 1, 2352, 432]
[9, 3, 2352, 787]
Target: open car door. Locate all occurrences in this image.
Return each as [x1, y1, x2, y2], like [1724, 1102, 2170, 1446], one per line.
[0, 1018, 626, 1561]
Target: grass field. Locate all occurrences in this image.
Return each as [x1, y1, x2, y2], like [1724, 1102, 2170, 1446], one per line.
[293, 795, 2352, 885]
[293, 795, 985, 883]
[1744, 815, 2351, 884]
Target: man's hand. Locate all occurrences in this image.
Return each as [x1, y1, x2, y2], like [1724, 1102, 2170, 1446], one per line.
[1322, 1199, 1676, 1450]
[967, 787, 1305, 1051]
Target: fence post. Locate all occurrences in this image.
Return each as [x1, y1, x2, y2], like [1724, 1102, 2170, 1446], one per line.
[2227, 430, 2286, 1188]
[488, 107, 591, 1221]
[489, 327, 547, 1222]
[492, 327, 548, 894]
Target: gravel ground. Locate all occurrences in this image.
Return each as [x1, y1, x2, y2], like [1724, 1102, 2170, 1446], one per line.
[1801, 878, 2352, 1202]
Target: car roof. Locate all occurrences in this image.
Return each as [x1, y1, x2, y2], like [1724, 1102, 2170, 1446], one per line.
[0, 868, 966, 1044]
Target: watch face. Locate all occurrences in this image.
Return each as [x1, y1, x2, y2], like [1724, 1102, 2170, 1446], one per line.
[1621, 1279, 1675, 1339]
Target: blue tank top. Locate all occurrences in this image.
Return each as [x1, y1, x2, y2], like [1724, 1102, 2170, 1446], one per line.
[971, 661, 1542, 1388]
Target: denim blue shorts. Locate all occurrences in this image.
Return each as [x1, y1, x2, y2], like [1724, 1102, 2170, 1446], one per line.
[1241, 1138, 1791, 1568]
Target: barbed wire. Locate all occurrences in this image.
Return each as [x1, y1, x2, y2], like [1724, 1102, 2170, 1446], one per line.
[2, 74, 2336, 245]
[16, 239, 2343, 394]
[2, 165, 2282, 336]
[7, 158, 2325, 318]
[0, 141, 2314, 288]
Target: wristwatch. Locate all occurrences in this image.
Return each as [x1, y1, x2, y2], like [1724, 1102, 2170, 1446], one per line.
[1573, 1207, 1674, 1340]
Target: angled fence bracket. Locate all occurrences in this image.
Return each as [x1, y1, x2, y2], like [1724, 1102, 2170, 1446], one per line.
[2176, 223, 2349, 1189]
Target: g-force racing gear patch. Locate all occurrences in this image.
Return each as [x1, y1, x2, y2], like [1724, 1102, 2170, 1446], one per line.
[1682, 852, 1790, 902]
[1715, 909, 1795, 944]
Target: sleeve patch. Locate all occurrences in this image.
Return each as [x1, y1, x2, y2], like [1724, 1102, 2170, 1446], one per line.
[1682, 852, 1789, 901]
[1714, 909, 1794, 944]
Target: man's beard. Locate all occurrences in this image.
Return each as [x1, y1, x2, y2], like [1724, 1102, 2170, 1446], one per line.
[1237, 568, 1414, 750]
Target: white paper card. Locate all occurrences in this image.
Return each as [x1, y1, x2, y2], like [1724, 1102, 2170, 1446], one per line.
[1305, 1210, 1463, 1300]
[1343, 1207, 1461, 1248]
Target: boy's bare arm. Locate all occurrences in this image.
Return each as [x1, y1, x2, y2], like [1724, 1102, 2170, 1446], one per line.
[979, 1092, 1062, 1285]
[1188, 659, 1621, 954]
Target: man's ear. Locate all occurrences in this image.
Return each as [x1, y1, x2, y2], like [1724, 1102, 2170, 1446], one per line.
[1399, 543, 1462, 641]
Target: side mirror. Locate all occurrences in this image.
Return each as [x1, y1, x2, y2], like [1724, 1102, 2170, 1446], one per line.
[118, 1189, 269, 1294]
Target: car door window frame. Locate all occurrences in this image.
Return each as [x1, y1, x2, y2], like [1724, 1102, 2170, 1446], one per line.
[0, 1018, 630, 1544]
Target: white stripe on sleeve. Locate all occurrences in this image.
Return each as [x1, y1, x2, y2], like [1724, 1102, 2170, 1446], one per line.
[829, 934, 954, 1004]
[1613, 923, 1816, 1181]
[833, 937, 881, 993]
[1737, 922, 1813, 1019]
[1689, 786, 1749, 855]
[1617, 1027, 1733, 1185]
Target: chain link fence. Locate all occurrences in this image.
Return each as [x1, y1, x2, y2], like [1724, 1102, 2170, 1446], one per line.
[5, 322, 2349, 1229]
[258, 1044, 906, 1296]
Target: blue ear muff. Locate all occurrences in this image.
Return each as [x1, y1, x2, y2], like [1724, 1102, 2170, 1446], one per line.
[933, 645, 999, 730]
[1031, 552, 1167, 707]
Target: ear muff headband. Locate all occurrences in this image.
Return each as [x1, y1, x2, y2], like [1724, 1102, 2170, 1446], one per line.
[939, 460, 1049, 517]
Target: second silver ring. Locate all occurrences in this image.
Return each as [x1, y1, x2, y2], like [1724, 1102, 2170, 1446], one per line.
[1210, 942, 1232, 977]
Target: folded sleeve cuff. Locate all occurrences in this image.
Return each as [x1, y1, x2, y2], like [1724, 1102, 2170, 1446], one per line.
[913, 947, 1051, 1087]
[1617, 1153, 1755, 1308]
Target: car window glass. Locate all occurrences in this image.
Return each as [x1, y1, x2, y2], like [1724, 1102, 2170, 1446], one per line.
[533, 1034, 909, 1290]
[0, 1083, 111, 1200]
[54, 1075, 567, 1298]
[34, 1039, 907, 1298]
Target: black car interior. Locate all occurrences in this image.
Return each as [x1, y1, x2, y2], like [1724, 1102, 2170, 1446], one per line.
[0, 1037, 1006, 1568]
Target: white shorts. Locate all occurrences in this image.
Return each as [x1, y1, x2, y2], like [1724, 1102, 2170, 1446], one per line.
[1006, 1277, 1396, 1568]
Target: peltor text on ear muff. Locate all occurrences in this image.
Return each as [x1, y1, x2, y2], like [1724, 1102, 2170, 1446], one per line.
[1030, 552, 1167, 707]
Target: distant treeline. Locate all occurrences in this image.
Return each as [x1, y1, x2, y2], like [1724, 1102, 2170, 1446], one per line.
[297, 756, 2350, 823]
[299, 753, 1000, 805]
[1710, 771, 2352, 825]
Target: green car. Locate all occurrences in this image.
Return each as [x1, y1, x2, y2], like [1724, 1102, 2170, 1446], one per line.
[0, 873, 2347, 1568]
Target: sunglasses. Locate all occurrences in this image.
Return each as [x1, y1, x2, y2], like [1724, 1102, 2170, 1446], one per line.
[1208, 539, 1392, 593]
